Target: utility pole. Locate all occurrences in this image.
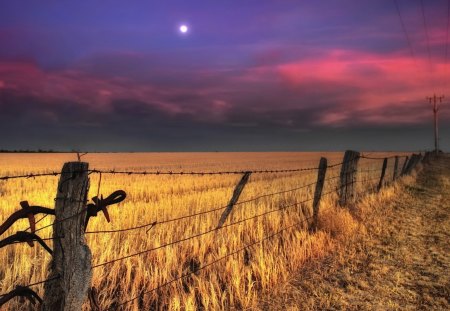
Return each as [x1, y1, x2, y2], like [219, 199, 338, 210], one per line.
[426, 94, 444, 154]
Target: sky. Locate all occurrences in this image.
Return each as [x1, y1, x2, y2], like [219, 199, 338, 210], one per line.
[1, 0, 450, 152]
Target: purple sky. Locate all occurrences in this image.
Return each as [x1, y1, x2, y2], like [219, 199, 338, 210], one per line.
[1, 0, 450, 151]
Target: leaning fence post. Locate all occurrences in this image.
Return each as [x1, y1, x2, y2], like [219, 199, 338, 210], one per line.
[401, 156, 409, 176]
[377, 158, 388, 192]
[311, 157, 327, 231]
[217, 172, 251, 228]
[393, 156, 399, 181]
[414, 154, 420, 168]
[422, 151, 431, 164]
[405, 154, 419, 175]
[412, 154, 422, 171]
[339, 150, 360, 206]
[404, 155, 415, 175]
[42, 162, 92, 311]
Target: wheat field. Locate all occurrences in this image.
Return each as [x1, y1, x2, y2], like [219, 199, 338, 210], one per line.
[0, 152, 406, 310]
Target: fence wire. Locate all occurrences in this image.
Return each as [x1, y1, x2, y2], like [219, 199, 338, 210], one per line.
[0, 154, 380, 182]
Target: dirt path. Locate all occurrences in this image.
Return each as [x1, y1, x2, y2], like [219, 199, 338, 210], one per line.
[263, 155, 450, 310]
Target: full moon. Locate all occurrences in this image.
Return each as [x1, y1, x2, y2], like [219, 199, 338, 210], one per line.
[180, 25, 188, 33]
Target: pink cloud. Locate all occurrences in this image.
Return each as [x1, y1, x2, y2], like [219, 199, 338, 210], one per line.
[1, 48, 449, 129]
[0, 61, 202, 115]
[275, 49, 450, 126]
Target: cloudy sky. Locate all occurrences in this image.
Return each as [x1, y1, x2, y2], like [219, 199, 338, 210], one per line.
[1, 0, 449, 151]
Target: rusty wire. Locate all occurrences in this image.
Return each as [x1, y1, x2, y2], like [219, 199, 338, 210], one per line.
[0, 172, 61, 181]
[87, 166, 321, 176]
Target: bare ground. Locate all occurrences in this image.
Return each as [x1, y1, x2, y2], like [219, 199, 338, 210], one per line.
[262, 155, 450, 310]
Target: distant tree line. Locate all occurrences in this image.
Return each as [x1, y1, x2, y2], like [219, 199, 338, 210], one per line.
[0, 149, 63, 153]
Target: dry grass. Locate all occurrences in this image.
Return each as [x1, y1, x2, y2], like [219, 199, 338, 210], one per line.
[261, 155, 450, 310]
[0, 152, 407, 310]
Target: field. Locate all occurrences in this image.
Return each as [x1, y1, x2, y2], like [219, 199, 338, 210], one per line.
[0, 152, 406, 310]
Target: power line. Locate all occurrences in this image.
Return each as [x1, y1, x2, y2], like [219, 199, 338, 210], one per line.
[445, 0, 450, 91]
[420, 0, 433, 72]
[393, 0, 417, 63]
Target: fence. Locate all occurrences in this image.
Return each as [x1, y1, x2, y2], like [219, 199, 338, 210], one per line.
[0, 150, 432, 310]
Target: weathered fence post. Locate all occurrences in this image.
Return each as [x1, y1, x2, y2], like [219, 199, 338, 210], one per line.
[404, 154, 415, 175]
[405, 154, 420, 175]
[414, 154, 423, 170]
[393, 156, 399, 181]
[377, 158, 388, 192]
[339, 150, 360, 206]
[217, 172, 251, 228]
[422, 151, 431, 164]
[401, 156, 409, 176]
[311, 157, 327, 231]
[417, 153, 424, 165]
[42, 162, 92, 311]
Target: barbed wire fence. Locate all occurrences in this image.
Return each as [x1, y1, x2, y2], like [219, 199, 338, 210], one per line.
[0, 150, 431, 310]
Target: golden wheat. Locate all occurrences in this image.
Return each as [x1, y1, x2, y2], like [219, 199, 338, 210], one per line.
[0, 152, 406, 310]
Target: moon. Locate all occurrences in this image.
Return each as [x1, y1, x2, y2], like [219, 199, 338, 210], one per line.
[179, 25, 188, 33]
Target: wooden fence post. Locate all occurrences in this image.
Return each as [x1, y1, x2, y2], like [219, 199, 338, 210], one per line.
[404, 154, 414, 175]
[414, 154, 423, 169]
[401, 156, 409, 176]
[42, 162, 92, 311]
[339, 150, 360, 206]
[413, 154, 420, 170]
[393, 156, 399, 181]
[217, 172, 251, 228]
[377, 158, 388, 192]
[405, 154, 419, 175]
[311, 157, 327, 231]
[422, 151, 431, 164]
